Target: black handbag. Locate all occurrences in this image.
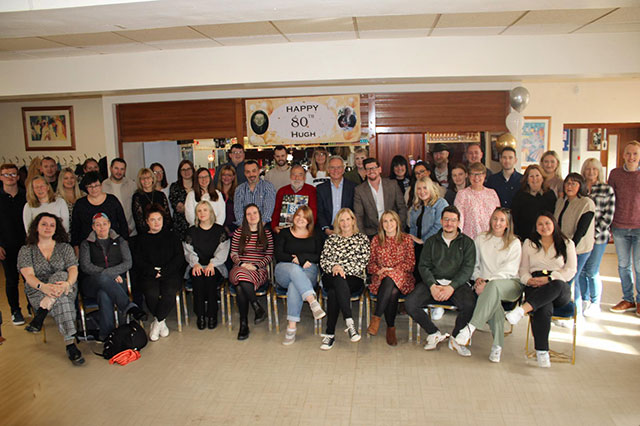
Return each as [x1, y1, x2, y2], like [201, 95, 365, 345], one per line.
[99, 320, 148, 360]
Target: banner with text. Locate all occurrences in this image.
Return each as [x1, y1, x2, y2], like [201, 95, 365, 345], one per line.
[245, 95, 361, 146]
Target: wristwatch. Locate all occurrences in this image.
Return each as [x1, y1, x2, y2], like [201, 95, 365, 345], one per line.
[37, 283, 41, 289]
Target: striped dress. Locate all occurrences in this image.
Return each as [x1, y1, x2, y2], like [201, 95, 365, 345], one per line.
[229, 228, 274, 290]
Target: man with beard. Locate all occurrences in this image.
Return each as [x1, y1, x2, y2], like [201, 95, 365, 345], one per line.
[432, 144, 452, 189]
[265, 145, 291, 191]
[102, 158, 138, 237]
[234, 160, 276, 228]
[271, 165, 317, 233]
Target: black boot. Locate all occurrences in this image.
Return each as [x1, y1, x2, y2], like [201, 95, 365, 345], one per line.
[126, 306, 148, 322]
[197, 316, 206, 330]
[237, 320, 249, 340]
[25, 308, 48, 333]
[251, 301, 267, 324]
[208, 316, 218, 330]
[66, 343, 85, 366]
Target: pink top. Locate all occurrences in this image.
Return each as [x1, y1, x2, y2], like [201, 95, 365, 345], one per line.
[454, 186, 500, 239]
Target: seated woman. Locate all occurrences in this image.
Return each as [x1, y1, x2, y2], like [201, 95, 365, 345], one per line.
[135, 204, 185, 342]
[454, 162, 500, 239]
[274, 205, 325, 345]
[185, 168, 225, 227]
[18, 213, 83, 365]
[367, 210, 415, 346]
[505, 212, 577, 368]
[229, 204, 274, 340]
[183, 201, 230, 330]
[79, 212, 146, 341]
[454, 207, 523, 362]
[319, 208, 370, 350]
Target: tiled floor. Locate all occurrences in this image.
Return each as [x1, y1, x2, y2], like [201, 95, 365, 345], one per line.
[1, 253, 639, 425]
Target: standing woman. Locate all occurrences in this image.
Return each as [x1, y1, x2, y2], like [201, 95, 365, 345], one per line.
[18, 213, 83, 365]
[454, 208, 523, 363]
[554, 173, 595, 316]
[367, 210, 415, 346]
[150, 162, 171, 208]
[185, 168, 225, 227]
[23, 175, 69, 233]
[444, 164, 468, 206]
[540, 150, 564, 197]
[344, 147, 368, 185]
[454, 163, 500, 239]
[215, 164, 238, 236]
[579, 159, 615, 316]
[135, 204, 185, 341]
[132, 168, 172, 235]
[229, 204, 274, 340]
[511, 165, 557, 241]
[169, 160, 195, 240]
[389, 155, 411, 196]
[183, 201, 230, 330]
[305, 147, 330, 187]
[274, 205, 325, 345]
[56, 167, 84, 229]
[319, 208, 370, 350]
[505, 212, 577, 368]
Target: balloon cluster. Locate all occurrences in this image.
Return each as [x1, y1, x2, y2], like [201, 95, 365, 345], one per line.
[500, 86, 530, 150]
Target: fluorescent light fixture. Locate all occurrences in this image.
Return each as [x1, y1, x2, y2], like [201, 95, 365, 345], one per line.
[1, 0, 158, 13]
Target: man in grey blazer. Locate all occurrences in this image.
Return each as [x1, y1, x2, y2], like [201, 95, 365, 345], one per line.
[354, 158, 407, 238]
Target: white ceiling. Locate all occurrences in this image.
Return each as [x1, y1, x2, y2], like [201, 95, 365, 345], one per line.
[0, 0, 639, 60]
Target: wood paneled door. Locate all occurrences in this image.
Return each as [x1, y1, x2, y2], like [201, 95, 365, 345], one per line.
[375, 133, 424, 177]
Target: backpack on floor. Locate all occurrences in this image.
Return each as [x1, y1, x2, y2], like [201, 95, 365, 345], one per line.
[99, 321, 148, 360]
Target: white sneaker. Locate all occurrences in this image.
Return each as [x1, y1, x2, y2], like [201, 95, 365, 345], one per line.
[430, 307, 445, 320]
[282, 328, 296, 346]
[505, 306, 525, 325]
[455, 324, 475, 346]
[489, 345, 502, 363]
[583, 303, 601, 317]
[582, 300, 591, 313]
[424, 331, 448, 350]
[159, 319, 169, 337]
[536, 350, 551, 368]
[149, 319, 160, 342]
[448, 336, 472, 357]
[552, 318, 573, 329]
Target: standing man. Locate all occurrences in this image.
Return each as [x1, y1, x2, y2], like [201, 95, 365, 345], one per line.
[214, 143, 246, 186]
[317, 156, 357, 236]
[404, 206, 476, 355]
[271, 165, 317, 233]
[0, 163, 27, 325]
[41, 156, 59, 191]
[486, 147, 522, 208]
[102, 158, 138, 237]
[265, 145, 291, 191]
[353, 158, 407, 238]
[432, 144, 452, 188]
[234, 160, 276, 228]
[609, 140, 640, 315]
[466, 143, 492, 178]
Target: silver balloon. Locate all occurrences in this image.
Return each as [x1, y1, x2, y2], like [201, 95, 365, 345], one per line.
[510, 86, 530, 113]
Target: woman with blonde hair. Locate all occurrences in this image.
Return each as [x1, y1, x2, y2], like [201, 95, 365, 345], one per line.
[408, 177, 449, 245]
[454, 207, 523, 362]
[56, 167, 84, 226]
[23, 175, 69, 232]
[540, 150, 564, 197]
[367, 210, 415, 345]
[132, 168, 172, 234]
[319, 208, 370, 350]
[305, 147, 330, 187]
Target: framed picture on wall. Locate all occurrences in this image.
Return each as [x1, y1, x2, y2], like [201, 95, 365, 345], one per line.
[22, 106, 76, 151]
[521, 116, 551, 168]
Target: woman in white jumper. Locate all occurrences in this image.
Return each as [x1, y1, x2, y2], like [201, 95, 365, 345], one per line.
[185, 168, 225, 227]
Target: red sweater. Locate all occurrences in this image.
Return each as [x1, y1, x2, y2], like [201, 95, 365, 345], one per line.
[271, 184, 317, 227]
[609, 166, 640, 228]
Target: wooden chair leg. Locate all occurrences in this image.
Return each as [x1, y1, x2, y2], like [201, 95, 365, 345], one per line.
[408, 317, 413, 342]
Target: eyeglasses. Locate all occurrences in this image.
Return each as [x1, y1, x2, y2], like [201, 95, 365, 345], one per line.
[153, 170, 163, 175]
[1, 173, 18, 178]
[230, 151, 244, 155]
[469, 172, 485, 177]
[141, 176, 153, 181]
[365, 167, 379, 172]
[180, 168, 192, 172]
[442, 217, 458, 223]
[86, 183, 101, 190]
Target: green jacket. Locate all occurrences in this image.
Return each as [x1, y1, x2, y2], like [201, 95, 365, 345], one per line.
[418, 229, 475, 290]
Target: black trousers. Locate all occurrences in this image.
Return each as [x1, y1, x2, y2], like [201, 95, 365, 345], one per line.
[525, 280, 571, 351]
[192, 270, 222, 318]
[235, 281, 258, 322]
[405, 282, 476, 337]
[374, 277, 401, 327]
[142, 275, 182, 321]
[128, 236, 145, 309]
[1, 246, 21, 312]
[323, 273, 363, 335]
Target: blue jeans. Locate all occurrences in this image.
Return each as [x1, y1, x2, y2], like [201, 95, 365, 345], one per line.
[570, 252, 591, 314]
[579, 243, 607, 304]
[82, 273, 135, 339]
[274, 262, 318, 322]
[612, 227, 640, 303]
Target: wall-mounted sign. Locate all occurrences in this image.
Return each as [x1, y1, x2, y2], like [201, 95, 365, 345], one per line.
[245, 95, 361, 146]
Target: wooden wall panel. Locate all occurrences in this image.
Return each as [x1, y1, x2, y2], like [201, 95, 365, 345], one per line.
[377, 133, 424, 176]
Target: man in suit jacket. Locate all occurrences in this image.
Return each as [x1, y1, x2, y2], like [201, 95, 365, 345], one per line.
[317, 156, 357, 236]
[354, 158, 408, 238]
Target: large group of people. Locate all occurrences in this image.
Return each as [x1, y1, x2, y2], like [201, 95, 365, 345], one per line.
[0, 140, 638, 368]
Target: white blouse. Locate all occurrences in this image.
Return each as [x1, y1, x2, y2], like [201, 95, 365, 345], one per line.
[184, 190, 226, 226]
[473, 233, 522, 281]
[519, 238, 577, 284]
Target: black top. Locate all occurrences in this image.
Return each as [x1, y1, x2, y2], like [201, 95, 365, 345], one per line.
[185, 224, 227, 264]
[134, 228, 185, 280]
[71, 194, 129, 246]
[132, 190, 172, 235]
[0, 186, 26, 249]
[275, 227, 323, 266]
[511, 189, 557, 241]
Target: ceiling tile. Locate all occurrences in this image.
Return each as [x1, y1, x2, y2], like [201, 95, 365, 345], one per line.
[0, 50, 33, 60]
[594, 7, 640, 24]
[215, 35, 288, 46]
[273, 17, 354, 34]
[285, 32, 356, 42]
[359, 29, 430, 39]
[15, 47, 97, 59]
[0, 37, 67, 51]
[194, 22, 279, 39]
[438, 11, 522, 28]
[43, 31, 133, 47]
[431, 27, 505, 36]
[116, 26, 207, 42]
[504, 8, 614, 34]
[83, 43, 158, 54]
[356, 14, 437, 31]
[147, 39, 220, 50]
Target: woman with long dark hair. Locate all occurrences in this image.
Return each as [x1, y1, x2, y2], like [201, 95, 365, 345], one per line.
[505, 212, 577, 368]
[229, 204, 274, 340]
[169, 160, 195, 240]
[215, 164, 238, 236]
[184, 168, 225, 227]
[444, 163, 468, 206]
[389, 155, 411, 196]
[150, 162, 170, 203]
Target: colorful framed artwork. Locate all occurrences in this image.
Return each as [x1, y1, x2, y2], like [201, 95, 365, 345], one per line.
[521, 116, 551, 168]
[22, 106, 76, 151]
